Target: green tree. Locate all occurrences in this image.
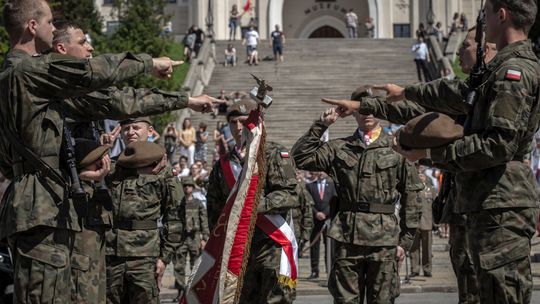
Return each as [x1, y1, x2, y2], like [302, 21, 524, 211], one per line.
[0, 0, 9, 67]
[102, 0, 186, 127]
[104, 0, 182, 92]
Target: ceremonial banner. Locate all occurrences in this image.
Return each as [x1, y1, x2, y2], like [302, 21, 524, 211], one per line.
[180, 109, 266, 304]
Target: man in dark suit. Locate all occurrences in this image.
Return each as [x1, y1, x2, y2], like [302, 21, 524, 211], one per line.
[306, 172, 337, 279]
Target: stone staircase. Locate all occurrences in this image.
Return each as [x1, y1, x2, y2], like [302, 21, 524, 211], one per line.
[189, 38, 419, 152]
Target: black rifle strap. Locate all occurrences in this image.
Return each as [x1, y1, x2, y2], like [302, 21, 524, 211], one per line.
[5, 129, 66, 187]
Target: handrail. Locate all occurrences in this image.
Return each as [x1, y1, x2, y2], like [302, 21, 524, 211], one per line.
[177, 38, 217, 128]
[426, 35, 455, 80]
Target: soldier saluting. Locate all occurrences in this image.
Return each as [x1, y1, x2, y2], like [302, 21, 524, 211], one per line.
[292, 87, 424, 303]
[325, 1, 540, 302]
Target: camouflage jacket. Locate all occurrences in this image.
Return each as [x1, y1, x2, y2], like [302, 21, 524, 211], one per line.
[104, 165, 184, 264]
[183, 196, 210, 241]
[0, 49, 189, 240]
[291, 121, 423, 249]
[418, 183, 437, 230]
[81, 181, 113, 228]
[292, 180, 315, 242]
[404, 40, 540, 213]
[206, 142, 299, 243]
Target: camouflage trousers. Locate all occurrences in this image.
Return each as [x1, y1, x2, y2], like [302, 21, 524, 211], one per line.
[9, 226, 75, 304]
[449, 222, 479, 304]
[410, 229, 432, 275]
[239, 240, 294, 304]
[173, 234, 201, 292]
[467, 207, 538, 304]
[71, 225, 107, 304]
[105, 256, 159, 304]
[328, 243, 399, 304]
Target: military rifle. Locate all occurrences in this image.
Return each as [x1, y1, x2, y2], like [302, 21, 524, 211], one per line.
[463, 0, 486, 133]
[62, 117, 86, 201]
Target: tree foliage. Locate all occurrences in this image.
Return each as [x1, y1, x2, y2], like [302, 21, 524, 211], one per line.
[102, 0, 182, 92]
[0, 0, 9, 67]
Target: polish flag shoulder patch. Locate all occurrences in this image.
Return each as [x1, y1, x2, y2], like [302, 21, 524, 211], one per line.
[280, 151, 290, 158]
[505, 69, 522, 81]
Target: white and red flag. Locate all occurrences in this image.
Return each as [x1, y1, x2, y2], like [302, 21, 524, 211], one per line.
[180, 108, 266, 304]
[180, 106, 298, 304]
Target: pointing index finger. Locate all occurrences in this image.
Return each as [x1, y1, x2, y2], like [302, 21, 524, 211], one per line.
[321, 98, 342, 106]
[171, 60, 184, 66]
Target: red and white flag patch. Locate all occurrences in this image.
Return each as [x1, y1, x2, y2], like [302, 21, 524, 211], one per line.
[280, 151, 290, 158]
[505, 69, 522, 81]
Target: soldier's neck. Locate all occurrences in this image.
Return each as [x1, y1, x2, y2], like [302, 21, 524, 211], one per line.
[13, 43, 38, 56]
[495, 28, 528, 51]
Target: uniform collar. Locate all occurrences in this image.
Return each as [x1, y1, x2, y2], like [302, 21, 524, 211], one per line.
[486, 40, 536, 72]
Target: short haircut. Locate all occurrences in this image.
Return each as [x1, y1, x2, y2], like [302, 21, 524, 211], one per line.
[3, 0, 47, 39]
[489, 0, 537, 33]
[52, 21, 82, 45]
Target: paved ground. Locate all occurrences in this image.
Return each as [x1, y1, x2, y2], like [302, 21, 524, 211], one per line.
[291, 291, 540, 304]
[159, 234, 540, 302]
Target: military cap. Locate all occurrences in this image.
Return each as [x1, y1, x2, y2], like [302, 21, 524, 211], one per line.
[75, 138, 110, 169]
[117, 141, 165, 169]
[226, 97, 257, 121]
[397, 112, 464, 149]
[181, 176, 196, 187]
[119, 116, 152, 126]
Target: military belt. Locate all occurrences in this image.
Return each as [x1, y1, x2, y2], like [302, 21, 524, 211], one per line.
[12, 156, 60, 176]
[114, 220, 158, 230]
[341, 202, 396, 214]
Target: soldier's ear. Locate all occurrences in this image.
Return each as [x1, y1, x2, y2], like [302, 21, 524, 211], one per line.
[27, 19, 38, 36]
[55, 43, 68, 55]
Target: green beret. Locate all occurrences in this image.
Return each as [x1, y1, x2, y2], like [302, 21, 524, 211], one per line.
[226, 97, 257, 121]
[75, 139, 110, 169]
[181, 176, 195, 186]
[119, 116, 152, 126]
[117, 141, 165, 169]
[397, 112, 464, 150]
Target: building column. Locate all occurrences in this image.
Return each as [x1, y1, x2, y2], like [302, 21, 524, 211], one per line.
[267, 0, 283, 39]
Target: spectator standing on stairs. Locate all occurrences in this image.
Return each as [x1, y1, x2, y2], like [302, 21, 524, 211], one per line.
[229, 4, 239, 41]
[365, 17, 375, 38]
[270, 24, 285, 63]
[345, 9, 358, 38]
[412, 36, 432, 82]
[243, 26, 259, 64]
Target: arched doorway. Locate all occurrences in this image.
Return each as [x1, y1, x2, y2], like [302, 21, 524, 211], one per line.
[309, 26, 344, 38]
[274, 0, 374, 38]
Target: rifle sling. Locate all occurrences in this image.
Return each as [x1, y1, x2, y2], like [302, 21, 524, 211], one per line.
[6, 129, 67, 187]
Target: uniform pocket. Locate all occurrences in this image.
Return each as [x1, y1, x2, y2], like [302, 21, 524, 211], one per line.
[17, 242, 69, 303]
[478, 237, 529, 271]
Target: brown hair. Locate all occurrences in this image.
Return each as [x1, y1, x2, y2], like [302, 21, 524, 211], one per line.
[52, 21, 82, 45]
[489, 0, 537, 33]
[3, 0, 48, 39]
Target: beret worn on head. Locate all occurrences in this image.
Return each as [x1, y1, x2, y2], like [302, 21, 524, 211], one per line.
[226, 97, 257, 121]
[119, 116, 152, 126]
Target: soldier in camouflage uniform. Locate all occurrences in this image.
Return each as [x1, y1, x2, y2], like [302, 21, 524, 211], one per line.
[409, 171, 437, 277]
[291, 101, 423, 303]
[173, 176, 209, 299]
[206, 98, 299, 304]
[0, 1, 222, 302]
[334, 1, 540, 302]
[49, 21, 220, 303]
[72, 139, 113, 304]
[292, 171, 314, 257]
[104, 120, 185, 304]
